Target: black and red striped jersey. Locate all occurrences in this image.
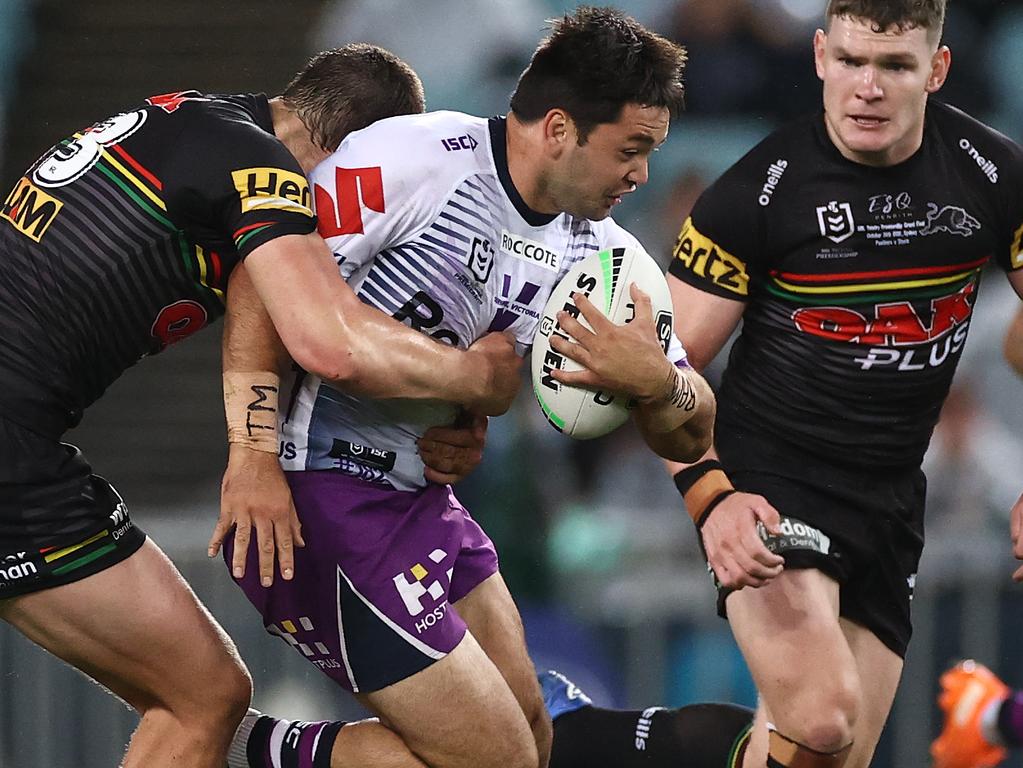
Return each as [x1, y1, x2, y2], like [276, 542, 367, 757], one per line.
[0, 91, 316, 437]
[669, 100, 1023, 470]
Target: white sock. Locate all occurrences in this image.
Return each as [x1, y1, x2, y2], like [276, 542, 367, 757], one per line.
[226, 708, 263, 768]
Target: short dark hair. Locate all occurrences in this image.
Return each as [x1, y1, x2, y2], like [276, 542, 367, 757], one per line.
[281, 44, 425, 152]
[510, 6, 687, 143]
[825, 0, 946, 41]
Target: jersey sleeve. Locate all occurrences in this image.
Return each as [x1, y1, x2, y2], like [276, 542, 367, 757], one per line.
[997, 140, 1023, 274]
[307, 117, 449, 277]
[666, 161, 764, 301]
[162, 105, 317, 258]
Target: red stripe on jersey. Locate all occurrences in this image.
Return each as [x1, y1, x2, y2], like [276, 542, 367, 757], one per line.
[110, 144, 163, 191]
[772, 255, 989, 284]
[233, 221, 275, 239]
[210, 251, 221, 284]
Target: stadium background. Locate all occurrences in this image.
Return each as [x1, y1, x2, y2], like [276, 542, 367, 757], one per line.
[2, 0, 1023, 765]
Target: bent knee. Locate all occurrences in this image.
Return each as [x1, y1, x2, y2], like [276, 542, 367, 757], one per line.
[779, 677, 860, 753]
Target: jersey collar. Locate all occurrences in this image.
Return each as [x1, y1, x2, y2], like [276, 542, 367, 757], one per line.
[488, 117, 558, 227]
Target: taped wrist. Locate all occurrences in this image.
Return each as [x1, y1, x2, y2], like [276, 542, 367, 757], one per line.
[223, 371, 279, 453]
[674, 459, 735, 526]
[767, 730, 852, 768]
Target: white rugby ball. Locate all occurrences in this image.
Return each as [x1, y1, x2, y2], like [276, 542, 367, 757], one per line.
[531, 246, 674, 439]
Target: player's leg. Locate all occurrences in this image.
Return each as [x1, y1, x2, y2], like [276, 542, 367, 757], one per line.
[541, 669, 755, 768]
[360, 630, 539, 768]
[836, 618, 902, 768]
[226, 472, 538, 768]
[455, 572, 552, 767]
[932, 660, 1015, 768]
[728, 567, 859, 768]
[0, 537, 252, 768]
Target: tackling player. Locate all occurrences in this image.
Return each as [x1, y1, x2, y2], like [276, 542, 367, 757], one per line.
[0, 45, 521, 768]
[624, 1, 1023, 767]
[216, 8, 718, 768]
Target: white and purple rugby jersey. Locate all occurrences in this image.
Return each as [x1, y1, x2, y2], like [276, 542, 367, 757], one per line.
[280, 111, 687, 489]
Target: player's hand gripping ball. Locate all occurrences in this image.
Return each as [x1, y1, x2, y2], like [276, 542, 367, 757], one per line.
[531, 246, 673, 438]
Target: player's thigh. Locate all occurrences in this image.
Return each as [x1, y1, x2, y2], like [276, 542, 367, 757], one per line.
[359, 630, 537, 768]
[0, 538, 249, 713]
[726, 568, 858, 722]
[455, 572, 545, 725]
[839, 618, 903, 768]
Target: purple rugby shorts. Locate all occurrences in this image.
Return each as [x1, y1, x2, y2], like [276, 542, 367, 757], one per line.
[225, 470, 499, 693]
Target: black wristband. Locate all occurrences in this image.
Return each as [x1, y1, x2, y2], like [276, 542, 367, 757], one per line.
[673, 459, 724, 496]
[696, 489, 736, 528]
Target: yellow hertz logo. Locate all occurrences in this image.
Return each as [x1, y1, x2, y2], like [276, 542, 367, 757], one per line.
[231, 167, 312, 216]
[672, 217, 749, 297]
[1011, 221, 1023, 270]
[1, 177, 63, 242]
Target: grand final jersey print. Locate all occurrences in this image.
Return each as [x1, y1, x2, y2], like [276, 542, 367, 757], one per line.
[0, 91, 316, 436]
[668, 100, 1023, 469]
[282, 111, 686, 490]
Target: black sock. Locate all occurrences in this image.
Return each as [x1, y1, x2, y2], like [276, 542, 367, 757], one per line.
[549, 702, 754, 768]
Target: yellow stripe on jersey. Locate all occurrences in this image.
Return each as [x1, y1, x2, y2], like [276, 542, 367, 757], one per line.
[1011, 221, 1023, 270]
[672, 217, 749, 297]
[771, 268, 976, 295]
[231, 167, 312, 216]
[195, 245, 225, 300]
[44, 530, 109, 563]
[99, 147, 167, 211]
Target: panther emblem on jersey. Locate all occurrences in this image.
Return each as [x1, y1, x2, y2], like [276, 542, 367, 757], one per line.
[920, 203, 981, 238]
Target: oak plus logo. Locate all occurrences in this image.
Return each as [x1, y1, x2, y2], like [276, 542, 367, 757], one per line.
[816, 201, 856, 243]
[393, 548, 453, 634]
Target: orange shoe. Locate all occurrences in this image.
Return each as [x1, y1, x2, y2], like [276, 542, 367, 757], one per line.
[931, 660, 1009, 768]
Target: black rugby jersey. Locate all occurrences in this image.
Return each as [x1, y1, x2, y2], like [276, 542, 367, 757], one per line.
[669, 100, 1023, 470]
[0, 91, 316, 437]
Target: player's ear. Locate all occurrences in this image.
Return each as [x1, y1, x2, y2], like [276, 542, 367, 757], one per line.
[541, 109, 574, 157]
[813, 28, 828, 82]
[926, 45, 951, 93]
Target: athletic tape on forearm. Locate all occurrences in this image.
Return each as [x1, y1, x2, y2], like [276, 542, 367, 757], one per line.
[223, 371, 280, 453]
[673, 459, 735, 526]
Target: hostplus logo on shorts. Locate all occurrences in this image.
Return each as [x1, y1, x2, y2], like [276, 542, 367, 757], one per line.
[392, 548, 452, 634]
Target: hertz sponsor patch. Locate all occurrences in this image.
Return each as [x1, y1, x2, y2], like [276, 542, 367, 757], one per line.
[231, 167, 312, 216]
[672, 217, 749, 297]
[1011, 221, 1023, 270]
[1, 177, 63, 242]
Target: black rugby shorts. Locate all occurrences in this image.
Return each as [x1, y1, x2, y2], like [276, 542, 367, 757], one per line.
[711, 427, 925, 658]
[0, 414, 146, 599]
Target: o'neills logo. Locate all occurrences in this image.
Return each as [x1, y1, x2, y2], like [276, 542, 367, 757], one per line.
[959, 138, 998, 184]
[758, 159, 788, 206]
[500, 229, 560, 271]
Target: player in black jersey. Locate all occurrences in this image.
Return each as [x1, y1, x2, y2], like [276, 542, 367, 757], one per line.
[649, 1, 1023, 767]
[0, 45, 521, 768]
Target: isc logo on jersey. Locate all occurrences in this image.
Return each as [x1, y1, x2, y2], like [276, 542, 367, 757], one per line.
[231, 167, 312, 216]
[501, 230, 560, 272]
[1, 177, 63, 242]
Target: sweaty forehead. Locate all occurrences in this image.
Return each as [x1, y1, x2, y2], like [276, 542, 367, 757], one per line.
[829, 15, 934, 55]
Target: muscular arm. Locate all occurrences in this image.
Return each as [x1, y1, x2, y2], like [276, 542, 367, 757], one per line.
[244, 232, 519, 415]
[664, 274, 783, 588]
[661, 274, 745, 473]
[1004, 271, 1023, 376]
